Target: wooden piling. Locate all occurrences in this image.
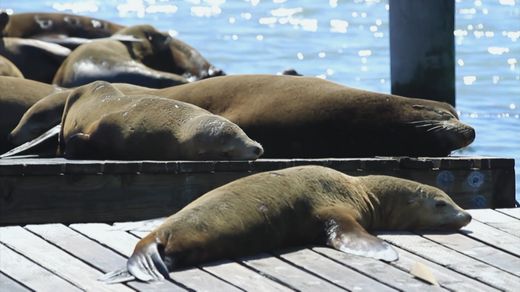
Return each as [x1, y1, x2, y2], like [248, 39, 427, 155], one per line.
[389, 0, 456, 106]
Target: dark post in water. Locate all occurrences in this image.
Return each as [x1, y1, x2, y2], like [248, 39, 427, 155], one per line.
[389, 0, 455, 106]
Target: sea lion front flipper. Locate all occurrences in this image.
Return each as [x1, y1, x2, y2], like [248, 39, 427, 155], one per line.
[127, 238, 170, 282]
[98, 268, 135, 284]
[316, 206, 398, 262]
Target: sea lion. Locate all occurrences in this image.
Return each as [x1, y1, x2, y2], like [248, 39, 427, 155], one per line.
[0, 76, 59, 153]
[1, 12, 124, 41]
[0, 54, 23, 78]
[100, 165, 472, 283]
[52, 24, 223, 88]
[0, 37, 71, 83]
[154, 75, 476, 157]
[9, 75, 475, 157]
[59, 81, 263, 160]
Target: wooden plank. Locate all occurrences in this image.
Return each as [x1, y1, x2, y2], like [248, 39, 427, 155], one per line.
[72, 223, 242, 291]
[498, 208, 520, 220]
[386, 245, 499, 292]
[379, 232, 520, 291]
[422, 232, 520, 277]
[0, 272, 31, 292]
[202, 260, 293, 291]
[26, 224, 186, 291]
[313, 247, 444, 291]
[276, 248, 397, 291]
[0, 244, 81, 292]
[460, 220, 520, 257]
[241, 253, 344, 291]
[0, 226, 132, 292]
[468, 209, 520, 237]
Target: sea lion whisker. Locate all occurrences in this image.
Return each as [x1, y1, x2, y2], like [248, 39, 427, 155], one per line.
[426, 125, 443, 132]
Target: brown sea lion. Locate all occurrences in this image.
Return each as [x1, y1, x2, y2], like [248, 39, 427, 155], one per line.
[0, 54, 23, 78]
[9, 75, 475, 157]
[0, 37, 71, 83]
[8, 82, 147, 147]
[53, 24, 223, 88]
[113, 25, 224, 81]
[59, 81, 263, 160]
[1, 12, 124, 41]
[100, 165, 472, 283]
[153, 75, 476, 157]
[0, 76, 59, 153]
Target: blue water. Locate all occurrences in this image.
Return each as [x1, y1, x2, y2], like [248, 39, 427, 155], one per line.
[3, 0, 519, 199]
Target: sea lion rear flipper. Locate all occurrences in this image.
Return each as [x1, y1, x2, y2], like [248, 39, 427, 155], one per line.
[316, 206, 398, 262]
[98, 267, 136, 284]
[127, 239, 170, 282]
[1, 125, 60, 158]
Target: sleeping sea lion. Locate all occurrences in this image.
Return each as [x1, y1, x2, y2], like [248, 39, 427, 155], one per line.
[153, 75, 476, 157]
[0, 76, 59, 153]
[9, 75, 475, 157]
[1, 12, 124, 41]
[0, 37, 71, 83]
[59, 81, 263, 160]
[100, 165, 472, 283]
[52, 24, 223, 88]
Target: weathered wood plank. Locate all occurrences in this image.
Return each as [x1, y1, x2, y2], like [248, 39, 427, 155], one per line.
[498, 207, 520, 220]
[468, 209, 520, 237]
[70, 223, 137, 256]
[386, 245, 499, 292]
[422, 232, 520, 277]
[202, 260, 293, 291]
[313, 247, 444, 291]
[379, 232, 520, 291]
[460, 220, 520, 257]
[26, 224, 186, 291]
[0, 272, 31, 292]
[241, 253, 344, 291]
[71, 223, 242, 291]
[277, 248, 397, 291]
[0, 226, 132, 292]
[0, 245, 81, 292]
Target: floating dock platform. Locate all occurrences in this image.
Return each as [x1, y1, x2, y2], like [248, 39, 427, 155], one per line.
[1, 208, 519, 291]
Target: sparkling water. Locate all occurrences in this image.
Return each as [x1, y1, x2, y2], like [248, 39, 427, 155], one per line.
[3, 0, 519, 199]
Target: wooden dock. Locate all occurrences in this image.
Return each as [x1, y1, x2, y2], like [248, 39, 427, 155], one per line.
[0, 157, 516, 225]
[1, 208, 519, 291]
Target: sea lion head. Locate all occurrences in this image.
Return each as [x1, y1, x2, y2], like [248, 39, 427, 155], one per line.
[365, 176, 472, 231]
[184, 115, 263, 160]
[407, 102, 475, 152]
[114, 25, 224, 81]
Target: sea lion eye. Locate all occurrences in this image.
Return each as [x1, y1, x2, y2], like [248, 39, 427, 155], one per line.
[435, 201, 447, 208]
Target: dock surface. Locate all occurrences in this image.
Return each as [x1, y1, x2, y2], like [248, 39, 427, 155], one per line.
[1, 208, 519, 291]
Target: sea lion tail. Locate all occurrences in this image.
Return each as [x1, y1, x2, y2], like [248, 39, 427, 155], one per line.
[99, 240, 170, 284]
[127, 239, 170, 282]
[98, 268, 136, 284]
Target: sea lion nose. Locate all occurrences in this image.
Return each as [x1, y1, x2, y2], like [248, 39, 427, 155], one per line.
[253, 145, 264, 156]
[460, 211, 472, 226]
[466, 126, 476, 143]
